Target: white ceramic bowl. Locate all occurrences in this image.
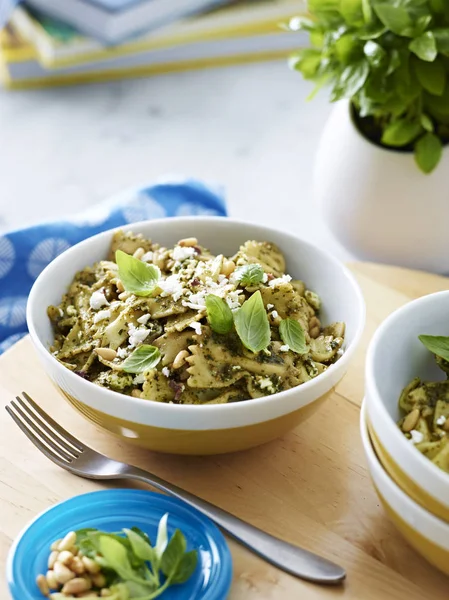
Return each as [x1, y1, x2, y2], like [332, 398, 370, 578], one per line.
[27, 217, 365, 455]
[365, 291, 449, 520]
[360, 402, 449, 575]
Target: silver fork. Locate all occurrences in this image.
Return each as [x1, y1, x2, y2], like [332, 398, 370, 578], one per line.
[6, 392, 346, 585]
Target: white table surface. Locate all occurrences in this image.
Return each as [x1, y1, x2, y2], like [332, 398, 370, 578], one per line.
[0, 59, 353, 261]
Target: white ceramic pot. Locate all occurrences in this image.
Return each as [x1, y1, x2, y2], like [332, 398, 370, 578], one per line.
[314, 99, 449, 274]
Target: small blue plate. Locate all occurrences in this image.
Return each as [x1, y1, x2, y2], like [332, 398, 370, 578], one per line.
[7, 489, 233, 600]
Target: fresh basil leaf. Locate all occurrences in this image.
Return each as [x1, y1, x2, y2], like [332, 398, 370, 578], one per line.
[116, 249, 160, 297]
[340, 0, 364, 26]
[413, 56, 446, 95]
[170, 550, 198, 584]
[160, 530, 187, 578]
[409, 31, 438, 62]
[122, 345, 161, 374]
[234, 263, 265, 286]
[154, 513, 169, 560]
[419, 335, 449, 361]
[124, 528, 154, 562]
[363, 40, 386, 67]
[330, 61, 369, 100]
[414, 133, 443, 173]
[373, 4, 412, 36]
[279, 319, 309, 355]
[381, 119, 423, 146]
[420, 113, 434, 132]
[205, 294, 234, 335]
[98, 536, 135, 581]
[433, 28, 449, 52]
[233, 291, 270, 353]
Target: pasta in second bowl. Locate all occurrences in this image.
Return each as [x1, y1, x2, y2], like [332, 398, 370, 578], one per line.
[27, 218, 365, 455]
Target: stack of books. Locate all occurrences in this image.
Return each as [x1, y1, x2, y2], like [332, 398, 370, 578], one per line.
[0, 0, 306, 89]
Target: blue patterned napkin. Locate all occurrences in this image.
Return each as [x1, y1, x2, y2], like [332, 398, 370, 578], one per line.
[0, 178, 226, 354]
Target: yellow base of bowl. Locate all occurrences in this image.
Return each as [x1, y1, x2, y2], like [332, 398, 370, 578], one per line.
[374, 484, 449, 576]
[59, 388, 331, 455]
[367, 419, 449, 523]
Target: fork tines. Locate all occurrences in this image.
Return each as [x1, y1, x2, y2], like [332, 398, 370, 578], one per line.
[5, 392, 84, 465]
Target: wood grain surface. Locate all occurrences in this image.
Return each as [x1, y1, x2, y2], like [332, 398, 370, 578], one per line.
[1, 262, 448, 600]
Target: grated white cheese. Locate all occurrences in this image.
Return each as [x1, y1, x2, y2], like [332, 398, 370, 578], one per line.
[93, 309, 111, 324]
[137, 314, 151, 325]
[128, 323, 150, 348]
[267, 304, 274, 310]
[158, 274, 184, 301]
[173, 246, 196, 261]
[437, 415, 447, 426]
[409, 430, 424, 444]
[280, 344, 290, 352]
[189, 322, 202, 335]
[226, 290, 243, 311]
[89, 291, 109, 310]
[271, 310, 279, 319]
[258, 377, 276, 394]
[162, 367, 170, 377]
[268, 275, 292, 288]
[117, 347, 129, 359]
[262, 273, 268, 283]
[141, 251, 153, 262]
[133, 374, 146, 385]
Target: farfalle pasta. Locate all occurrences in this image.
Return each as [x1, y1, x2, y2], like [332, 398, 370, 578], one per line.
[48, 231, 346, 404]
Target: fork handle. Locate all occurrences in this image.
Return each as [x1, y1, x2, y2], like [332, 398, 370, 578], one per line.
[122, 465, 345, 585]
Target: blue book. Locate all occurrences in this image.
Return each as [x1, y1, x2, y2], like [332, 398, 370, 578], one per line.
[24, 0, 232, 44]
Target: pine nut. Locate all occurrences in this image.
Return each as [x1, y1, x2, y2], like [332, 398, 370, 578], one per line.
[178, 237, 198, 247]
[92, 573, 106, 588]
[131, 389, 141, 398]
[48, 551, 59, 570]
[62, 577, 91, 595]
[402, 408, 421, 432]
[443, 419, 449, 432]
[36, 574, 50, 596]
[58, 550, 73, 565]
[95, 348, 117, 361]
[116, 280, 125, 293]
[70, 556, 85, 575]
[173, 350, 189, 370]
[133, 247, 145, 260]
[46, 570, 58, 590]
[58, 531, 77, 552]
[221, 259, 236, 277]
[77, 593, 100, 598]
[54, 561, 75, 584]
[51, 539, 62, 551]
[81, 556, 101, 575]
[118, 291, 128, 301]
[101, 590, 112, 597]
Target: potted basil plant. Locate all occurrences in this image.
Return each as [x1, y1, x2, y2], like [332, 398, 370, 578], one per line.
[290, 0, 449, 273]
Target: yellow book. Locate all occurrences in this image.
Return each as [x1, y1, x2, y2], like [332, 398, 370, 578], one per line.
[10, 0, 306, 68]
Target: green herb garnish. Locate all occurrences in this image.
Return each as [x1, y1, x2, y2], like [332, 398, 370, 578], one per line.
[279, 319, 309, 355]
[234, 263, 264, 286]
[74, 514, 197, 600]
[419, 335, 449, 362]
[234, 291, 270, 353]
[122, 345, 161, 374]
[205, 294, 234, 334]
[116, 249, 160, 296]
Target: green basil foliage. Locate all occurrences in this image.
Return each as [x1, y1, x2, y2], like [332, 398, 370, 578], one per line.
[74, 514, 197, 600]
[116, 250, 161, 296]
[234, 291, 271, 353]
[122, 345, 161, 374]
[279, 319, 309, 354]
[233, 263, 265, 286]
[289, 0, 449, 173]
[419, 334, 449, 361]
[205, 294, 234, 334]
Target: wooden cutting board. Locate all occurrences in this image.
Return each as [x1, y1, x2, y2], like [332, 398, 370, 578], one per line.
[1, 262, 448, 600]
